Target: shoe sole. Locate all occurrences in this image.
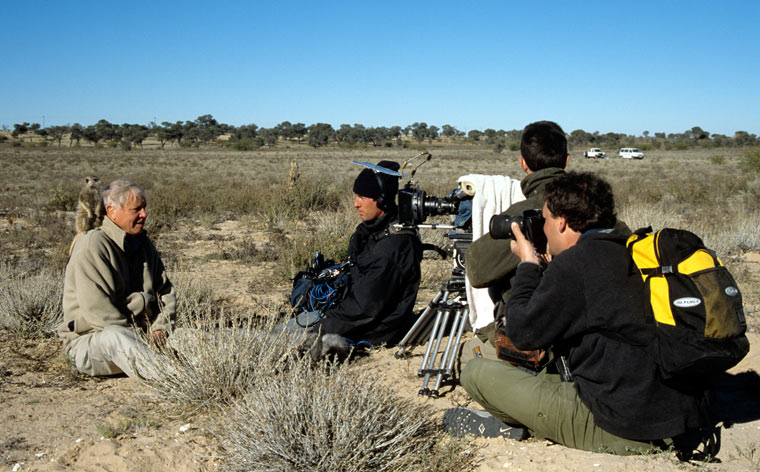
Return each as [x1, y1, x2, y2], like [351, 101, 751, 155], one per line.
[443, 408, 526, 439]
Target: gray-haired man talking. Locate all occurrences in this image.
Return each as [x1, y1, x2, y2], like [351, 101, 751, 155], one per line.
[59, 178, 176, 378]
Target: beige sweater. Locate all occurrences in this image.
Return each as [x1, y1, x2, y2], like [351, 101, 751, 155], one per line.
[58, 216, 176, 347]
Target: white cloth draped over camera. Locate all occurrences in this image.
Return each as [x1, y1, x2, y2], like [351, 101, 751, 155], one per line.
[457, 174, 524, 330]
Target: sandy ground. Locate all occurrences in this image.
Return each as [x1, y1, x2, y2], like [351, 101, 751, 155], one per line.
[2, 332, 760, 472]
[2, 221, 760, 471]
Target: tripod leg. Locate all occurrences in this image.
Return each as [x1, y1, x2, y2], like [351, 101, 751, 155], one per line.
[418, 307, 444, 376]
[420, 307, 451, 396]
[395, 288, 444, 358]
[431, 306, 468, 397]
[416, 289, 449, 372]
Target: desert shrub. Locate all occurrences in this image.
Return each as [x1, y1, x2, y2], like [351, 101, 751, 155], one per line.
[269, 208, 354, 280]
[688, 210, 760, 255]
[744, 177, 760, 205]
[169, 268, 220, 323]
[0, 263, 63, 337]
[141, 309, 307, 413]
[46, 187, 78, 211]
[213, 237, 279, 264]
[259, 177, 344, 223]
[11, 140, 22, 147]
[271, 226, 351, 281]
[213, 181, 263, 215]
[618, 201, 760, 255]
[147, 180, 216, 230]
[214, 357, 476, 472]
[710, 154, 726, 165]
[230, 138, 262, 151]
[742, 148, 760, 173]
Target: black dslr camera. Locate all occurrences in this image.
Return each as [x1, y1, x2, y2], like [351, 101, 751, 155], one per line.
[397, 182, 469, 227]
[489, 209, 547, 254]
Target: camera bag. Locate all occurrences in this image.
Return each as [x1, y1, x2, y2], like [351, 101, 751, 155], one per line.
[627, 227, 749, 380]
[493, 303, 548, 372]
[290, 256, 351, 315]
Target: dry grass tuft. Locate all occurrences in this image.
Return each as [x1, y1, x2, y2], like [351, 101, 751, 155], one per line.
[214, 356, 477, 472]
[140, 309, 303, 414]
[0, 262, 63, 337]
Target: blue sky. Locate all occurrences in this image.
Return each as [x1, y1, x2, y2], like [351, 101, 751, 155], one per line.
[2, 0, 758, 136]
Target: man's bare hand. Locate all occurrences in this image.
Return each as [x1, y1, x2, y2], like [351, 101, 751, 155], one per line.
[509, 222, 541, 264]
[148, 329, 166, 346]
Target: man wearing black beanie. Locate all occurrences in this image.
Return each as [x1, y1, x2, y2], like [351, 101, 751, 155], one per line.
[317, 160, 422, 345]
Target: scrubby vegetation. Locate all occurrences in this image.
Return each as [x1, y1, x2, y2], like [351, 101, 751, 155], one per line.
[1, 144, 759, 470]
[0, 262, 63, 338]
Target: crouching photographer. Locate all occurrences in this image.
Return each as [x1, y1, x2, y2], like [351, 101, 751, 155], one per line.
[284, 160, 423, 358]
[447, 171, 713, 457]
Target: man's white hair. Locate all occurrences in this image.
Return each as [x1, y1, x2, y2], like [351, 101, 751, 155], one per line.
[103, 179, 147, 209]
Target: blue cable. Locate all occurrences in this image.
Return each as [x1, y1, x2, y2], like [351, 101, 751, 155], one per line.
[343, 337, 372, 352]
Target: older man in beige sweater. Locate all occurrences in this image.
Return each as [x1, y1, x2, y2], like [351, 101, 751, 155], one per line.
[59, 178, 176, 378]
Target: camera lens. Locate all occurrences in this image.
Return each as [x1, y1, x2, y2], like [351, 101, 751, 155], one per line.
[490, 215, 522, 240]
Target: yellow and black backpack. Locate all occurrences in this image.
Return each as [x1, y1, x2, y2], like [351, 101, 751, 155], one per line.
[627, 227, 749, 379]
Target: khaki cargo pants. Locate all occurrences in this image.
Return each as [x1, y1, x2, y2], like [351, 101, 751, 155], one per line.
[66, 325, 158, 378]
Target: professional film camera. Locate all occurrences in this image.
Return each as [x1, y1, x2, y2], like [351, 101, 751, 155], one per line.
[376, 152, 476, 397]
[398, 182, 471, 228]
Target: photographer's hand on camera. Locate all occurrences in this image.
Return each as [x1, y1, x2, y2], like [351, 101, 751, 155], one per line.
[509, 222, 542, 265]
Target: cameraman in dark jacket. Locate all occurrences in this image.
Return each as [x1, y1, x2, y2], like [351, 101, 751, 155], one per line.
[451, 172, 710, 455]
[319, 160, 423, 345]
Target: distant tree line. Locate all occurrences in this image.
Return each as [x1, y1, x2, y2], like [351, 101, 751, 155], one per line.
[1, 116, 758, 150]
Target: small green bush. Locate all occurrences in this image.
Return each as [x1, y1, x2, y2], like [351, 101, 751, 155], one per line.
[710, 154, 725, 165]
[742, 148, 760, 173]
[47, 188, 78, 211]
[230, 138, 262, 151]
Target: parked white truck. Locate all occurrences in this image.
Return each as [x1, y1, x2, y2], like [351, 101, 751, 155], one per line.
[583, 148, 607, 159]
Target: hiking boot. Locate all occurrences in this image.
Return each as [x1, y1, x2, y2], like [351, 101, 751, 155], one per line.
[443, 407, 526, 439]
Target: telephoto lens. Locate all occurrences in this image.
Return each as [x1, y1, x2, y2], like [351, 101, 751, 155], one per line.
[489, 214, 523, 240]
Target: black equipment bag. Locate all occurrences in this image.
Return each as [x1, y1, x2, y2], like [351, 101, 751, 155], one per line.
[290, 252, 350, 315]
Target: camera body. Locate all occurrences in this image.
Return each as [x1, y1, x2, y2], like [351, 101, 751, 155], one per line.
[397, 182, 469, 227]
[489, 209, 547, 254]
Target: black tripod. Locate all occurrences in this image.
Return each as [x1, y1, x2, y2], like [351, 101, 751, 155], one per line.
[395, 232, 471, 398]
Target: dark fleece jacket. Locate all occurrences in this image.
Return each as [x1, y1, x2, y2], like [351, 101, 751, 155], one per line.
[507, 230, 708, 440]
[320, 208, 422, 344]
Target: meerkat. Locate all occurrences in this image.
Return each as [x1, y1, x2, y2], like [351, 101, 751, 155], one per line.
[69, 176, 105, 256]
[288, 160, 299, 188]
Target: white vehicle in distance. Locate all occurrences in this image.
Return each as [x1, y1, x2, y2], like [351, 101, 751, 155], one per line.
[618, 147, 644, 159]
[583, 148, 607, 159]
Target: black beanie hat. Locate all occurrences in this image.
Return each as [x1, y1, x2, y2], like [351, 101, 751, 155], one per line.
[353, 160, 401, 202]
